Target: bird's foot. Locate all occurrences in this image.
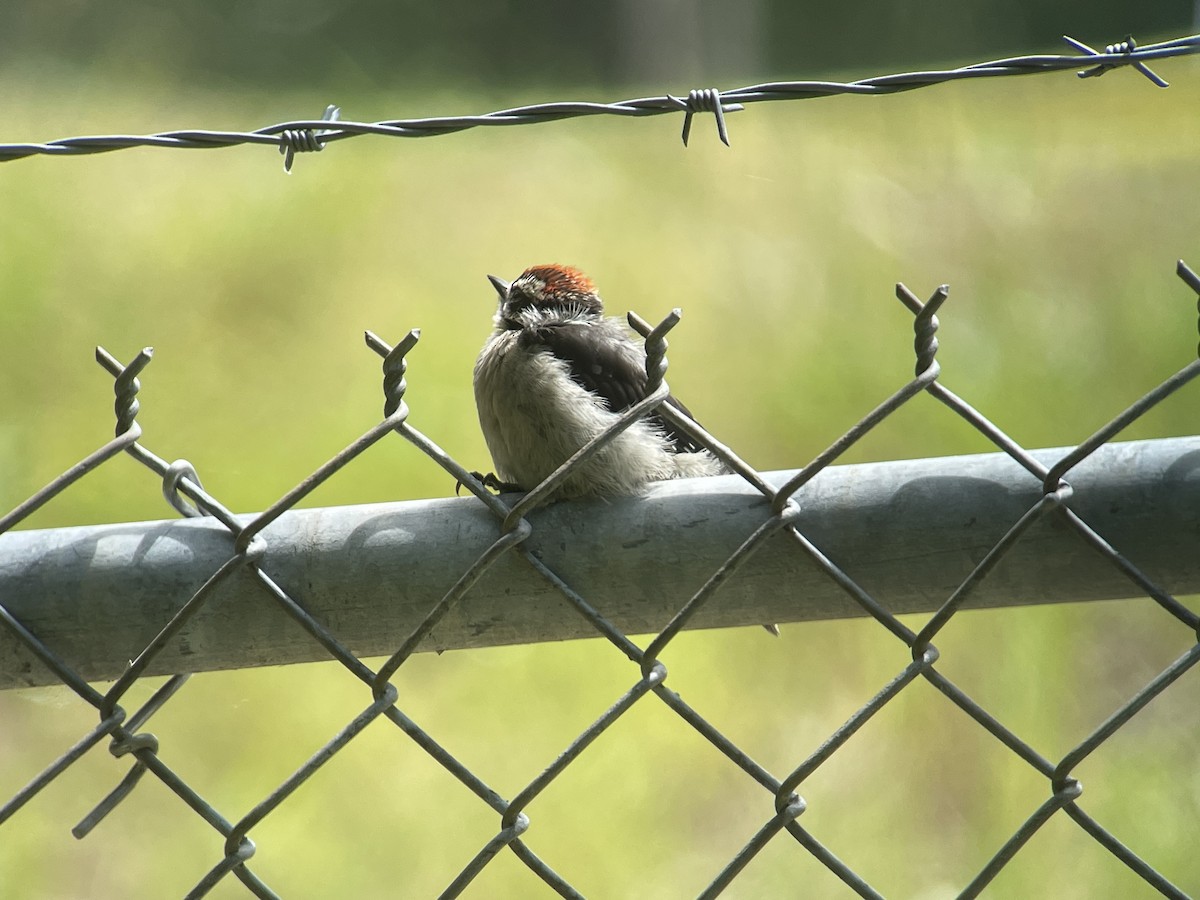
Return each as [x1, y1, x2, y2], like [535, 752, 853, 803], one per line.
[456, 471, 524, 495]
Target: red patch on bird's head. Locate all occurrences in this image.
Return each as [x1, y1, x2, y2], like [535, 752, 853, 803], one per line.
[521, 264, 596, 296]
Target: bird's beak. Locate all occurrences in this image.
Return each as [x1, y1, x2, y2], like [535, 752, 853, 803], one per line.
[487, 274, 510, 299]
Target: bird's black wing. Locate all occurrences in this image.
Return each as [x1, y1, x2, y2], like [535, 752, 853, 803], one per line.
[521, 322, 707, 454]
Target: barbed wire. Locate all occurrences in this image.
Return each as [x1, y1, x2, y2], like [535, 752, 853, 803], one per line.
[0, 33, 1196, 169]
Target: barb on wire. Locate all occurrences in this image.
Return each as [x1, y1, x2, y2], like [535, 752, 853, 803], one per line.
[278, 104, 341, 172]
[669, 88, 738, 146]
[0, 33, 1195, 165]
[1064, 34, 1169, 86]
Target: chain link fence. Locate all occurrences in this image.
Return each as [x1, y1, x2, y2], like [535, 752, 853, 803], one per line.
[2, 261, 1198, 897]
[2, 33, 1200, 900]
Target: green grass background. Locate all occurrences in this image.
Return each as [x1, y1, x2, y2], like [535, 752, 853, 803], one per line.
[0, 56, 1198, 898]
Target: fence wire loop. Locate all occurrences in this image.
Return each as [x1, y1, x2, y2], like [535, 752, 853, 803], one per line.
[162, 459, 208, 518]
[235, 533, 269, 564]
[278, 104, 340, 172]
[777, 795, 807, 822]
[108, 731, 159, 758]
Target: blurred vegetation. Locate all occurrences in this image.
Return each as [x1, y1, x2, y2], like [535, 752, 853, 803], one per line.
[0, 0, 1192, 90]
[0, 25, 1198, 900]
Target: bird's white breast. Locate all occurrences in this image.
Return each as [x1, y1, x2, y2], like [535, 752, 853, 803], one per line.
[473, 327, 718, 498]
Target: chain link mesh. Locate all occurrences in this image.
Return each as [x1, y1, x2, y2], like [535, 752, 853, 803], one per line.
[1, 259, 1197, 897]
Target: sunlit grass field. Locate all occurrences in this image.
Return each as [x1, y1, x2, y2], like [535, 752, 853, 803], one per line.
[1, 55, 1198, 898]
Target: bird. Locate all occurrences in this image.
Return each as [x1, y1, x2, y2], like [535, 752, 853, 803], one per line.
[472, 263, 779, 635]
[472, 263, 725, 499]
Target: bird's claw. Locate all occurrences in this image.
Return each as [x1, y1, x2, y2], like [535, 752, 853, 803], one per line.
[456, 471, 524, 495]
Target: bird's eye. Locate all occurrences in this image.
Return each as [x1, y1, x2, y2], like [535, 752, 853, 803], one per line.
[506, 288, 534, 312]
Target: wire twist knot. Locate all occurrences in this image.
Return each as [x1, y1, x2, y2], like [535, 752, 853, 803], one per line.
[630, 308, 682, 395]
[98, 346, 154, 437]
[381, 328, 421, 418]
[911, 285, 949, 376]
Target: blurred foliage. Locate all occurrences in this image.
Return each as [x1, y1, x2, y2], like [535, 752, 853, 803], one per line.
[0, 34, 1198, 900]
[0, 0, 1192, 91]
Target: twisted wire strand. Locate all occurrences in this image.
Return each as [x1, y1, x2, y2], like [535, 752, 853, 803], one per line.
[0, 34, 1194, 163]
